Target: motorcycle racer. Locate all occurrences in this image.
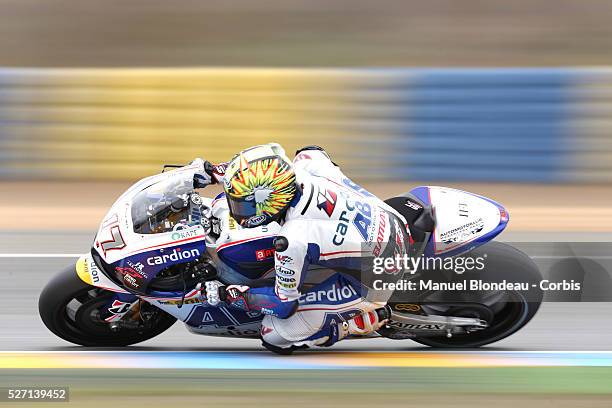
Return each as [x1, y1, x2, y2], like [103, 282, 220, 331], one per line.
[40, 140, 540, 351]
[201, 143, 411, 353]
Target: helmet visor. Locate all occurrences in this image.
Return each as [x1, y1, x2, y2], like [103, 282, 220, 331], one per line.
[227, 195, 257, 220]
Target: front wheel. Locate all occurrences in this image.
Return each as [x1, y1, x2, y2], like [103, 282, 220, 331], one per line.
[39, 265, 177, 347]
[408, 242, 542, 348]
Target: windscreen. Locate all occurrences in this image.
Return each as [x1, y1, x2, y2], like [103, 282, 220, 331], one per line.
[131, 171, 209, 234]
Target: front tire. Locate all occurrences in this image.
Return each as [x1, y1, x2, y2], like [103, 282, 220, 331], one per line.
[39, 265, 177, 347]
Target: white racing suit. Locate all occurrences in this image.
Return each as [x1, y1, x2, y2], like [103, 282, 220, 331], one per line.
[217, 148, 412, 349]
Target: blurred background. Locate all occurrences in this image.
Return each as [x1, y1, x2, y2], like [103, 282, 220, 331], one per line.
[2, 0, 612, 232]
[2, 2, 612, 406]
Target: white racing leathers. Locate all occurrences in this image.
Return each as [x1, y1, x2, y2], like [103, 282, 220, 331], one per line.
[255, 149, 411, 348]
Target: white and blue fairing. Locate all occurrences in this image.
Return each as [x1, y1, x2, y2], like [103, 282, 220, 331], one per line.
[410, 185, 509, 257]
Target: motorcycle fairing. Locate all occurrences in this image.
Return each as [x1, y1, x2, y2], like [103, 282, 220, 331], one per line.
[93, 164, 207, 266]
[144, 293, 264, 338]
[76, 253, 129, 293]
[110, 240, 206, 294]
[410, 186, 509, 257]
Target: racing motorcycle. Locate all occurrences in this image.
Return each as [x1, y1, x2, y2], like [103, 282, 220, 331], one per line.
[39, 161, 543, 349]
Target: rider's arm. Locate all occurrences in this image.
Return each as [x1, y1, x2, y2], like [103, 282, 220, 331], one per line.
[204, 221, 314, 319]
[205, 281, 298, 319]
[270, 221, 312, 302]
[248, 220, 315, 316]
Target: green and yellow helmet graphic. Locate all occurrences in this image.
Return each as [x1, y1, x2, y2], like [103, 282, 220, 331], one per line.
[224, 143, 297, 227]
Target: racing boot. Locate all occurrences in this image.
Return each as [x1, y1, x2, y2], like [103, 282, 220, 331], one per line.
[319, 307, 390, 347]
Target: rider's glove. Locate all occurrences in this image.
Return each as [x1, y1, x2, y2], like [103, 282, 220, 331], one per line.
[210, 161, 228, 183]
[192, 158, 215, 188]
[205, 280, 251, 311]
[192, 158, 228, 188]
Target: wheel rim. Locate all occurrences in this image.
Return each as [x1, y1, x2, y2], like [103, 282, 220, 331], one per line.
[415, 291, 530, 346]
[57, 287, 165, 341]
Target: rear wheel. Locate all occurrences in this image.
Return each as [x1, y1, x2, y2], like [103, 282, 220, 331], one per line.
[410, 291, 536, 348]
[39, 266, 177, 347]
[403, 242, 542, 348]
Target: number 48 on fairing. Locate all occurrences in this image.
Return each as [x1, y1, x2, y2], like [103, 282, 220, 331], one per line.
[353, 201, 372, 241]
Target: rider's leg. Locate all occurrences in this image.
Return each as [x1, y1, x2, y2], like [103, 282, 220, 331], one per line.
[261, 299, 388, 350]
[260, 273, 390, 351]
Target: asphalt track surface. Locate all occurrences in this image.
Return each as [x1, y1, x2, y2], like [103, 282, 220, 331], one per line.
[1, 230, 612, 352]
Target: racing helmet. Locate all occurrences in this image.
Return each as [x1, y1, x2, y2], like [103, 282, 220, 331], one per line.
[223, 143, 297, 228]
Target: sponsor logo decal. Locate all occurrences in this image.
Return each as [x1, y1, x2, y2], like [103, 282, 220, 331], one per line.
[342, 178, 375, 197]
[158, 298, 201, 305]
[246, 215, 267, 227]
[404, 200, 422, 211]
[300, 283, 359, 304]
[392, 218, 407, 256]
[107, 300, 131, 316]
[372, 212, 387, 257]
[333, 200, 373, 246]
[277, 281, 297, 289]
[146, 248, 201, 266]
[275, 265, 295, 276]
[332, 200, 354, 246]
[394, 303, 421, 312]
[389, 322, 445, 331]
[260, 307, 275, 315]
[89, 260, 101, 283]
[255, 248, 275, 261]
[275, 253, 293, 265]
[277, 275, 296, 284]
[171, 228, 200, 240]
[440, 217, 485, 244]
[126, 260, 146, 278]
[317, 188, 338, 217]
[115, 266, 143, 289]
[352, 201, 372, 241]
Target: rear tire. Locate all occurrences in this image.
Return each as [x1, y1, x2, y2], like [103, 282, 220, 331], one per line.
[409, 242, 542, 348]
[39, 265, 177, 347]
